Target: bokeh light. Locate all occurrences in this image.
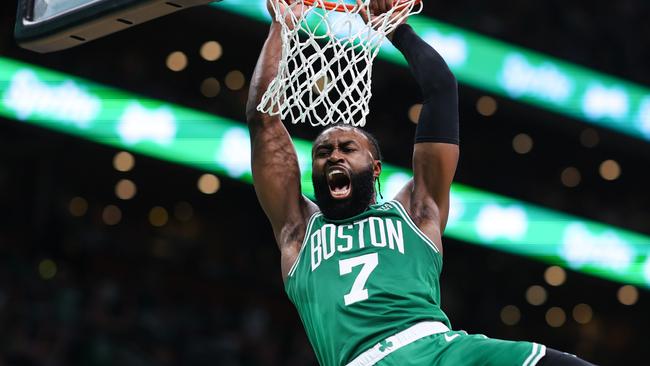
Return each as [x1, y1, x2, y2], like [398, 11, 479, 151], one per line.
[512, 133, 533, 154]
[560, 167, 581, 188]
[599, 160, 621, 181]
[500, 305, 521, 326]
[546, 307, 566, 327]
[38, 259, 57, 280]
[115, 179, 137, 200]
[617, 285, 638, 305]
[544, 266, 567, 286]
[476, 96, 497, 116]
[200, 41, 223, 61]
[198, 174, 220, 194]
[572, 303, 593, 324]
[113, 151, 135, 172]
[225, 70, 246, 90]
[149, 206, 169, 227]
[166, 51, 188, 72]
[69, 196, 88, 217]
[525, 285, 547, 306]
[102, 205, 122, 225]
[201, 77, 221, 97]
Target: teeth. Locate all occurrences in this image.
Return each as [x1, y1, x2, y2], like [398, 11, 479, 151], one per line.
[331, 186, 350, 197]
[327, 168, 350, 199]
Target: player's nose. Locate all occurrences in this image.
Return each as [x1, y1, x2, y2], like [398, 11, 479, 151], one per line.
[328, 148, 344, 162]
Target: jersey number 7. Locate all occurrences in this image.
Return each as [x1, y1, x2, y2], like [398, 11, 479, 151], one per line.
[339, 253, 379, 306]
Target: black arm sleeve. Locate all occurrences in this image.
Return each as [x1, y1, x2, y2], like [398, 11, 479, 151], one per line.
[537, 348, 597, 366]
[391, 24, 459, 145]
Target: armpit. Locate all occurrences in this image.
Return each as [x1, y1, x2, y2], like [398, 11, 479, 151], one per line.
[409, 196, 441, 227]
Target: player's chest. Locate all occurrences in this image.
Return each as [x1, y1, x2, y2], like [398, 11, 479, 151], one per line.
[306, 216, 407, 272]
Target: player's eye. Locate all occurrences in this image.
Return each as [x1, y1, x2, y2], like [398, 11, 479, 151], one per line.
[341, 146, 356, 153]
[315, 149, 330, 157]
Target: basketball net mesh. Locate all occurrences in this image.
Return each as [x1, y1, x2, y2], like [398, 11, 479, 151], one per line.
[258, 0, 422, 127]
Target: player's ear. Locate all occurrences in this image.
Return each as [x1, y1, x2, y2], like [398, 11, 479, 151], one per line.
[373, 160, 384, 201]
[373, 160, 382, 179]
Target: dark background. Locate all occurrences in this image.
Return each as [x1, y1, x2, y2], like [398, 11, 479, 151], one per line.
[0, 1, 648, 365]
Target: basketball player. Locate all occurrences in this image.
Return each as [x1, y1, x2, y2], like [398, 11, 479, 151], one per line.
[246, 1, 596, 365]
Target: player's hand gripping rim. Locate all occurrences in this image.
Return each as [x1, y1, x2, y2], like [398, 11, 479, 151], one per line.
[267, 0, 307, 30]
[356, 0, 414, 38]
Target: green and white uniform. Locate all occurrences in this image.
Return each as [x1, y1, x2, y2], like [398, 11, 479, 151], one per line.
[285, 201, 546, 366]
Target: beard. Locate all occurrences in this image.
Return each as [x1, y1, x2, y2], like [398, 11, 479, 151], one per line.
[312, 165, 376, 220]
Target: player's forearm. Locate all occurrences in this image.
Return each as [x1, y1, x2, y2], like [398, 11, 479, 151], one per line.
[391, 24, 459, 145]
[245, 20, 307, 237]
[246, 23, 283, 124]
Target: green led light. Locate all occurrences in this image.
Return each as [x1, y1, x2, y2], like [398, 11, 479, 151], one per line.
[1, 56, 649, 289]
[214, 1, 650, 143]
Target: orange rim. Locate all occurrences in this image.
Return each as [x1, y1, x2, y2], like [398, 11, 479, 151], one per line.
[299, 0, 422, 13]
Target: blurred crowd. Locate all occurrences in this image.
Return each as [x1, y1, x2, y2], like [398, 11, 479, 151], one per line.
[0, 198, 315, 366]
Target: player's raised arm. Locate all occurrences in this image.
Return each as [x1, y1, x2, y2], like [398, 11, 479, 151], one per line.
[388, 19, 460, 252]
[246, 1, 317, 275]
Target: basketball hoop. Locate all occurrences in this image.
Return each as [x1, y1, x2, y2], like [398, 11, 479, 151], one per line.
[303, 0, 421, 12]
[258, 0, 423, 127]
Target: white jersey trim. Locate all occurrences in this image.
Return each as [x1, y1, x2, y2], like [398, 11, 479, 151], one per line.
[288, 212, 322, 277]
[523, 343, 547, 366]
[388, 200, 440, 254]
[346, 321, 450, 366]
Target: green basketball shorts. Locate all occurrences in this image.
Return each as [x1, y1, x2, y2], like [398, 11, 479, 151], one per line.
[347, 321, 546, 366]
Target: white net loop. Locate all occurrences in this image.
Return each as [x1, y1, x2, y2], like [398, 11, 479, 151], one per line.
[258, 0, 423, 127]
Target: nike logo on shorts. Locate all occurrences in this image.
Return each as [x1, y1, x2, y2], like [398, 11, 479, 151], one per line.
[444, 333, 460, 343]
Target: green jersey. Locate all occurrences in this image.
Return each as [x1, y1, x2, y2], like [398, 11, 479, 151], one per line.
[285, 200, 451, 366]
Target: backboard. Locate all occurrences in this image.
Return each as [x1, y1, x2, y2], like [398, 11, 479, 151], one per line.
[15, 0, 222, 53]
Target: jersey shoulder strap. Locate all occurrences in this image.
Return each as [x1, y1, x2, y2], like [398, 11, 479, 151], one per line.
[387, 200, 441, 254]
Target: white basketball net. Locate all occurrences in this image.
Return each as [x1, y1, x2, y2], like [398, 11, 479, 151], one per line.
[258, 0, 423, 127]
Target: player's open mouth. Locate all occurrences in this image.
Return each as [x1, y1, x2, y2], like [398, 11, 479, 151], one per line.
[327, 167, 351, 199]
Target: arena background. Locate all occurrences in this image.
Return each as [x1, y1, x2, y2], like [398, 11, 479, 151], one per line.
[1, 1, 649, 365]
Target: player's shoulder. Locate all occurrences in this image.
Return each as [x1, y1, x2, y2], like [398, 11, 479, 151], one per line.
[283, 196, 319, 238]
[279, 197, 319, 280]
[303, 196, 320, 221]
